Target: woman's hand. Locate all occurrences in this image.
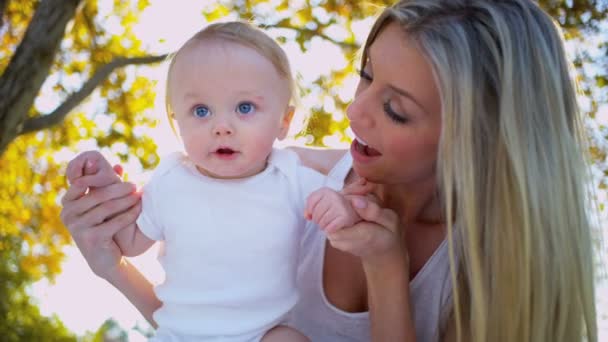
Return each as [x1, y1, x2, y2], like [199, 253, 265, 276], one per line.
[328, 179, 408, 269]
[60, 151, 141, 280]
[337, 180, 415, 341]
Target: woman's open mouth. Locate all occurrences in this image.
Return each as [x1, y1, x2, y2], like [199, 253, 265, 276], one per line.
[353, 137, 381, 157]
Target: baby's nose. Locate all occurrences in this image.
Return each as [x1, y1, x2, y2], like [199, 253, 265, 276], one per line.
[213, 122, 233, 136]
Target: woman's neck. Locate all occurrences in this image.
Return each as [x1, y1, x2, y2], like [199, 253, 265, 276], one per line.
[377, 180, 443, 227]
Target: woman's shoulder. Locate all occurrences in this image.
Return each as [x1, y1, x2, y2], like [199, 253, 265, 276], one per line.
[287, 146, 348, 175]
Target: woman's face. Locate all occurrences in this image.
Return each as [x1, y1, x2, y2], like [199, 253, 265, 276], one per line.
[347, 22, 442, 187]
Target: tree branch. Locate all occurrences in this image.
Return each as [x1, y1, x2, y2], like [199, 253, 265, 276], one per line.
[0, 0, 7, 29]
[0, 0, 82, 155]
[265, 23, 359, 50]
[20, 54, 168, 135]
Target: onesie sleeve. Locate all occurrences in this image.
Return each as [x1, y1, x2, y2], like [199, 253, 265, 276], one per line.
[296, 165, 341, 200]
[268, 148, 345, 215]
[136, 180, 164, 241]
[135, 152, 184, 241]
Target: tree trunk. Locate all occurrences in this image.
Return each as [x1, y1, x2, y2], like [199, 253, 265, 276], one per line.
[0, 0, 8, 29]
[0, 0, 82, 155]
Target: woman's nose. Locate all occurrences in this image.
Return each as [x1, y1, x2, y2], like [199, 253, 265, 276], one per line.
[346, 87, 375, 128]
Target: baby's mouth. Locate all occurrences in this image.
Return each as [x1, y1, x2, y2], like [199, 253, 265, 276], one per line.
[216, 147, 237, 155]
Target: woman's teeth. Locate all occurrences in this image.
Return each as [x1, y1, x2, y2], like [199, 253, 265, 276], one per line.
[354, 136, 381, 157]
[355, 136, 368, 146]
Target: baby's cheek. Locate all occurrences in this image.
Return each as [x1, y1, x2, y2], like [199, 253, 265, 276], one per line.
[182, 134, 208, 160]
[248, 132, 275, 157]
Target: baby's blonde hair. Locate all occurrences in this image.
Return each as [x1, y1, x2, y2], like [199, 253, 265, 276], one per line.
[364, 1, 598, 341]
[165, 21, 295, 132]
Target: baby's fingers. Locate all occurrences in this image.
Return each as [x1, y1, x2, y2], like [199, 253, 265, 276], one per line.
[324, 216, 347, 233]
[66, 153, 90, 183]
[304, 190, 323, 220]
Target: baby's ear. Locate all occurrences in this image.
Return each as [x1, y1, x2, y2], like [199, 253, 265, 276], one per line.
[278, 105, 295, 140]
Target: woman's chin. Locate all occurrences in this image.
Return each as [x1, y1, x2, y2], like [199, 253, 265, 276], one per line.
[352, 163, 381, 183]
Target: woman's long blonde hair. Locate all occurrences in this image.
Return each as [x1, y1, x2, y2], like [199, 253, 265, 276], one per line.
[363, 1, 597, 341]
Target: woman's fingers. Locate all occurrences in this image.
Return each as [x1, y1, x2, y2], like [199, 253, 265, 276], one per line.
[70, 191, 141, 230]
[324, 196, 402, 260]
[350, 196, 399, 233]
[61, 182, 138, 226]
[113, 164, 124, 177]
[61, 183, 88, 205]
[94, 202, 142, 244]
[341, 178, 375, 196]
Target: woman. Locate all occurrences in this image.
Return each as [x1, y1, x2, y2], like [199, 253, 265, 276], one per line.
[60, 0, 598, 341]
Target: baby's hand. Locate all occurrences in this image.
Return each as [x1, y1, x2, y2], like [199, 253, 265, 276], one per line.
[305, 187, 361, 233]
[66, 151, 122, 187]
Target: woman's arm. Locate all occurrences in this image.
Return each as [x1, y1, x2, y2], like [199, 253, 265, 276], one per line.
[60, 151, 161, 326]
[364, 251, 416, 341]
[327, 193, 416, 341]
[287, 146, 347, 175]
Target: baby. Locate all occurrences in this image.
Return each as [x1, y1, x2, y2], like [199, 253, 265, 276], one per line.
[80, 22, 360, 341]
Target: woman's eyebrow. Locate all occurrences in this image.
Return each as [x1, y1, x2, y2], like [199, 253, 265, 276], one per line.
[389, 84, 429, 116]
[368, 52, 428, 115]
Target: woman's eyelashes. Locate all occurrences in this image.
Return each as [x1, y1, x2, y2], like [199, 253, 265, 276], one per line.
[358, 68, 373, 81]
[357, 68, 408, 124]
[383, 100, 408, 124]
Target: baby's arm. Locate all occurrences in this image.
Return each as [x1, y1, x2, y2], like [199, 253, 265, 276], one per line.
[113, 223, 155, 257]
[305, 187, 361, 233]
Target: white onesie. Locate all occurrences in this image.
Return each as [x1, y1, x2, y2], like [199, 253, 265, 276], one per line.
[137, 148, 336, 342]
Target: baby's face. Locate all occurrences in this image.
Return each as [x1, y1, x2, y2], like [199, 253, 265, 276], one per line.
[168, 39, 293, 179]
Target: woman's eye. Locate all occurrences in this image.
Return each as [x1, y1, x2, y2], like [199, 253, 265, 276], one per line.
[358, 69, 373, 81]
[383, 100, 408, 124]
[237, 102, 255, 115]
[193, 105, 210, 118]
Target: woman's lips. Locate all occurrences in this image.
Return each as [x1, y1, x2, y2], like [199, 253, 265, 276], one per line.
[354, 137, 381, 156]
[351, 137, 381, 164]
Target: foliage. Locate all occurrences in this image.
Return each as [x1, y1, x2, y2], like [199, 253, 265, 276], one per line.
[80, 319, 129, 342]
[0, 0, 160, 338]
[0, 0, 606, 338]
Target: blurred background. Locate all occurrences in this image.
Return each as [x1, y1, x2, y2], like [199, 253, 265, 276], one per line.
[0, 0, 606, 340]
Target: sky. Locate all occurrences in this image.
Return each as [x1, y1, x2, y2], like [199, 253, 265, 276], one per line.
[27, 0, 608, 340]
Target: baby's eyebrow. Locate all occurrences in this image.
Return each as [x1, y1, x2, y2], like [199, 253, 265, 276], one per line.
[235, 91, 266, 104]
[183, 92, 200, 101]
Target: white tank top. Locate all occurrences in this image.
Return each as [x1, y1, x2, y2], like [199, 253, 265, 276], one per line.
[287, 152, 453, 342]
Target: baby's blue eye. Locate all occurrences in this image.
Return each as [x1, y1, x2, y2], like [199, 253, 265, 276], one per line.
[193, 105, 210, 118]
[236, 102, 255, 115]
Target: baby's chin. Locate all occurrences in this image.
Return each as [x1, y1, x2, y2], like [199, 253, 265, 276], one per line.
[195, 164, 266, 180]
